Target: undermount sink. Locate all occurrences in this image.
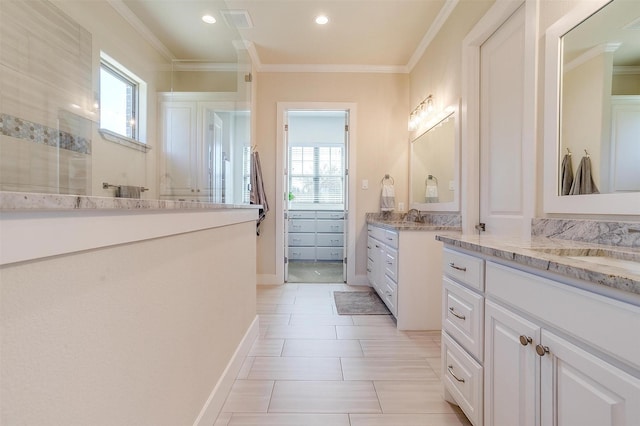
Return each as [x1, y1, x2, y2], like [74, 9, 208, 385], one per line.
[529, 247, 640, 275]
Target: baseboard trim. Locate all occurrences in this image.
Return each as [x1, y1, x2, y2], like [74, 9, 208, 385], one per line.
[192, 315, 259, 426]
[257, 274, 280, 285]
[349, 274, 371, 286]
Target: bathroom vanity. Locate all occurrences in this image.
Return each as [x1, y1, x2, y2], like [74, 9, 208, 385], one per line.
[366, 213, 461, 330]
[437, 230, 640, 426]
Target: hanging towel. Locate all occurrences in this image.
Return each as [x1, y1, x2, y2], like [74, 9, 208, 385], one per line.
[250, 150, 269, 235]
[116, 185, 141, 199]
[569, 156, 599, 195]
[560, 153, 574, 196]
[380, 182, 395, 212]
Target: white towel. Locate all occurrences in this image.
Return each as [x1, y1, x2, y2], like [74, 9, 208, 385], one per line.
[380, 183, 395, 211]
[425, 185, 439, 203]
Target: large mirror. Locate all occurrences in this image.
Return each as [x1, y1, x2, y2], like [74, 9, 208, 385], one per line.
[544, 0, 640, 214]
[409, 103, 460, 212]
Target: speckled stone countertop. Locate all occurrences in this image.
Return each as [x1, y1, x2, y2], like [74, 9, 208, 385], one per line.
[0, 191, 260, 211]
[436, 233, 640, 297]
[366, 212, 462, 232]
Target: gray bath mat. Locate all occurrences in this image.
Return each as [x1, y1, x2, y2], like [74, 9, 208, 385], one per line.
[333, 291, 391, 315]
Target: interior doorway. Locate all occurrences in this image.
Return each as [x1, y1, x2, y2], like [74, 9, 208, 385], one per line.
[284, 110, 349, 283]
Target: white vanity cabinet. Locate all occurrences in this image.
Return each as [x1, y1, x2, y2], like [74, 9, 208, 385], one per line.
[288, 211, 344, 261]
[366, 224, 443, 330]
[484, 261, 640, 426]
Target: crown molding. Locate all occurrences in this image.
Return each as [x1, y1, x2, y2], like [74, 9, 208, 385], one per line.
[613, 66, 640, 75]
[257, 63, 408, 74]
[107, 0, 175, 61]
[564, 42, 621, 73]
[406, 0, 459, 72]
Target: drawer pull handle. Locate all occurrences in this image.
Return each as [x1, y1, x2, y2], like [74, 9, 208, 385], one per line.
[367, 268, 372, 272]
[535, 344, 549, 357]
[519, 335, 532, 346]
[367, 245, 372, 249]
[448, 262, 467, 272]
[387, 261, 393, 265]
[375, 244, 380, 248]
[448, 307, 466, 320]
[447, 365, 465, 383]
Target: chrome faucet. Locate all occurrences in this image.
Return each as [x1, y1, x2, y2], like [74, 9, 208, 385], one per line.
[405, 208, 423, 223]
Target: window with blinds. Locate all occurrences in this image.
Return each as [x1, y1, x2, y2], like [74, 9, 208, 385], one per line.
[289, 145, 344, 206]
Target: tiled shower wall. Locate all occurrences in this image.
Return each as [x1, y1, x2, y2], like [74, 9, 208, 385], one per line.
[0, 0, 93, 194]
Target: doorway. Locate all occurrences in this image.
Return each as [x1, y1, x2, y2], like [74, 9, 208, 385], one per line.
[284, 110, 348, 283]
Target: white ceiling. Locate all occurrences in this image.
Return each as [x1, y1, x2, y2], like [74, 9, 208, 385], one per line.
[116, 0, 455, 72]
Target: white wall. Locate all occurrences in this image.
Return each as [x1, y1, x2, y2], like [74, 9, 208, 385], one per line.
[0, 216, 257, 425]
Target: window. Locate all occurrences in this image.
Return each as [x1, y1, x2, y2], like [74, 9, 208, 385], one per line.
[288, 145, 344, 206]
[99, 53, 146, 143]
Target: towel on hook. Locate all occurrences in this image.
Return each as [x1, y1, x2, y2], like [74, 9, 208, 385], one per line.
[380, 182, 395, 212]
[569, 156, 599, 195]
[116, 185, 141, 199]
[560, 153, 574, 196]
[250, 150, 269, 235]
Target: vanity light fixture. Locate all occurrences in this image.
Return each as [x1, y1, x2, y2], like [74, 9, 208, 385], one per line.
[202, 14, 216, 24]
[315, 15, 329, 25]
[408, 95, 434, 130]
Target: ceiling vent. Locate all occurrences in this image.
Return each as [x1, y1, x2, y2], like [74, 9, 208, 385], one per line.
[221, 10, 253, 29]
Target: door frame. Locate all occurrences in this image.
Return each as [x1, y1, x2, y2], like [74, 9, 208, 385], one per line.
[276, 102, 357, 285]
[461, 0, 538, 237]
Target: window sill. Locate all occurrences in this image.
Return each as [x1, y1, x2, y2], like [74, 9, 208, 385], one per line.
[99, 129, 151, 153]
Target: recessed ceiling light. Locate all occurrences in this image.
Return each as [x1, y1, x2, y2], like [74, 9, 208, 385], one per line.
[202, 15, 216, 24]
[315, 15, 329, 25]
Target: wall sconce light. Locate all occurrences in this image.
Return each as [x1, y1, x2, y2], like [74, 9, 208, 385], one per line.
[408, 95, 434, 131]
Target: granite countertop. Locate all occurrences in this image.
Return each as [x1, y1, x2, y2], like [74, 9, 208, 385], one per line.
[0, 191, 261, 211]
[366, 212, 462, 232]
[436, 234, 640, 297]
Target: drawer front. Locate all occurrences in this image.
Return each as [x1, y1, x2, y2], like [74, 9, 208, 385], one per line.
[383, 275, 398, 317]
[383, 230, 399, 249]
[443, 276, 484, 361]
[316, 220, 344, 233]
[289, 219, 315, 233]
[288, 247, 315, 260]
[368, 225, 386, 241]
[383, 247, 398, 281]
[443, 248, 485, 291]
[316, 247, 343, 261]
[316, 211, 344, 220]
[442, 331, 483, 426]
[288, 211, 315, 219]
[367, 236, 376, 260]
[288, 233, 315, 247]
[316, 233, 343, 247]
[367, 258, 374, 281]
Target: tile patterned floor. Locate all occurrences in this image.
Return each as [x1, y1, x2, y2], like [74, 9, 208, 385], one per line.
[214, 283, 471, 426]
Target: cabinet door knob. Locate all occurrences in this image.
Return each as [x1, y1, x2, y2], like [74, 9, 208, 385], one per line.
[519, 335, 532, 346]
[448, 307, 466, 320]
[447, 365, 465, 383]
[535, 344, 549, 356]
[448, 262, 467, 272]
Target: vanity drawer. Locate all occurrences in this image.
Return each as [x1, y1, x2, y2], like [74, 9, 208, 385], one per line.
[288, 247, 315, 260]
[442, 331, 483, 426]
[288, 211, 315, 219]
[289, 219, 315, 233]
[382, 275, 398, 317]
[367, 236, 377, 260]
[317, 211, 344, 220]
[383, 247, 398, 282]
[383, 230, 398, 249]
[443, 276, 484, 361]
[317, 219, 344, 233]
[317, 233, 343, 247]
[288, 233, 315, 246]
[367, 258, 374, 280]
[368, 225, 386, 241]
[443, 248, 485, 291]
[316, 247, 343, 261]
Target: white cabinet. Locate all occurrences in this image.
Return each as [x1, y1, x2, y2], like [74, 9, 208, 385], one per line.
[484, 260, 640, 426]
[367, 224, 445, 330]
[288, 210, 344, 261]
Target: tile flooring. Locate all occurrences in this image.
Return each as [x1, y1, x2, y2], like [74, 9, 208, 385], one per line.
[214, 283, 471, 426]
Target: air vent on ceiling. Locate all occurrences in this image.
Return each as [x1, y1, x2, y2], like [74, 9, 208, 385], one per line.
[623, 16, 640, 30]
[221, 10, 253, 29]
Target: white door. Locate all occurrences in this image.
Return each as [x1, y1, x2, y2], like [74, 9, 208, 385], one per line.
[609, 97, 640, 192]
[342, 112, 350, 280]
[479, 4, 529, 236]
[484, 300, 539, 426]
[540, 330, 640, 426]
[159, 101, 197, 197]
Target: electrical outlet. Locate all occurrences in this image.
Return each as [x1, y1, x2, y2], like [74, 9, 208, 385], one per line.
[362, 179, 369, 190]
[449, 180, 455, 190]
[398, 202, 405, 211]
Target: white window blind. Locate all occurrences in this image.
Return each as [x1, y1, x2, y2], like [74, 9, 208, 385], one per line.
[289, 145, 344, 205]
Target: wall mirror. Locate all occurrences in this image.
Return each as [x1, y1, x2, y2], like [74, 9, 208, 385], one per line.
[409, 103, 460, 212]
[544, 0, 640, 214]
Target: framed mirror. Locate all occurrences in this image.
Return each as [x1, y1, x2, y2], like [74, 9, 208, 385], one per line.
[544, 0, 640, 214]
[409, 101, 460, 212]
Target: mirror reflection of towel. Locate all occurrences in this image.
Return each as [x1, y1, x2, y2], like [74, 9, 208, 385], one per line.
[569, 156, 599, 195]
[380, 183, 395, 211]
[560, 153, 573, 196]
[116, 185, 141, 199]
